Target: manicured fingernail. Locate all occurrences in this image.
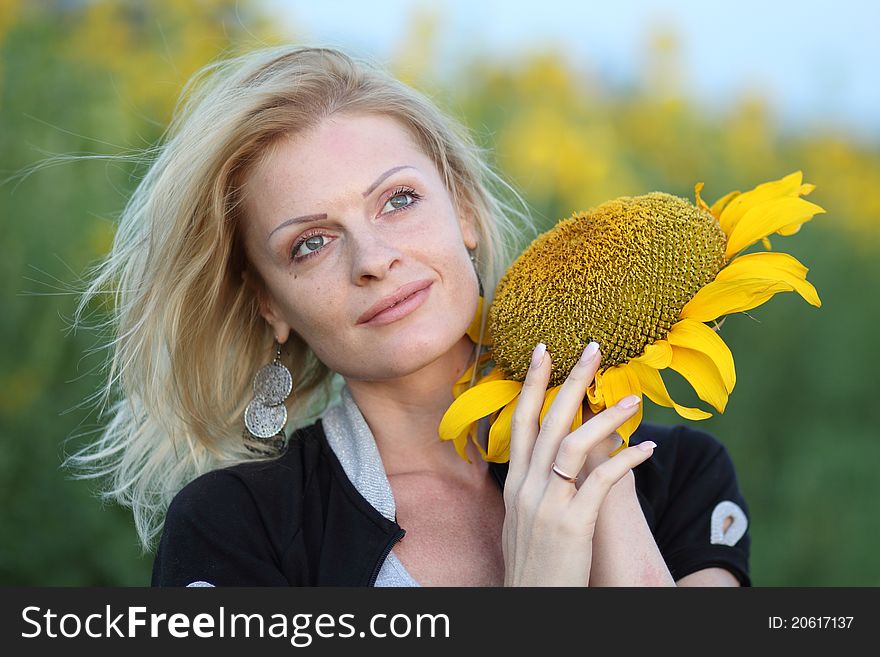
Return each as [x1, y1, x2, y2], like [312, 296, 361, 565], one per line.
[531, 342, 546, 368]
[619, 394, 641, 408]
[579, 341, 600, 364]
[637, 441, 657, 452]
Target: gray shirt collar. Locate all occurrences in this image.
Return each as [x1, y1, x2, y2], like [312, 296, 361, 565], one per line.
[321, 383, 397, 523]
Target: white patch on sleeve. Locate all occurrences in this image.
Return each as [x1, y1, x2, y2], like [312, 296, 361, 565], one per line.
[186, 580, 216, 587]
[710, 500, 748, 546]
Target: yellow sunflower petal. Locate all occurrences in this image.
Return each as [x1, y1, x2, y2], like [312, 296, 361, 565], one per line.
[680, 278, 793, 322]
[540, 384, 563, 425]
[761, 236, 773, 250]
[453, 358, 503, 398]
[586, 378, 605, 414]
[453, 429, 472, 464]
[478, 363, 506, 383]
[469, 424, 489, 461]
[694, 181, 711, 213]
[586, 378, 600, 406]
[453, 353, 485, 393]
[711, 190, 741, 218]
[666, 318, 735, 393]
[596, 364, 643, 451]
[725, 196, 825, 259]
[465, 296, 494, 346]
[769, 183, 816, 236]
[439, 379, 522, 442]
[487, 396, 519, 462]
[454, 362, 476, 389]
[632, 339, 673, 369]
[695, 182, 740, 222]
[714, 251, 821, 308]
[668, 344, 730, 413]
[629, 360, 713, 420]
[718, 171, 805, 235]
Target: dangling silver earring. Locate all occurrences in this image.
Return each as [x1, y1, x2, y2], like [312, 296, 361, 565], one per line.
[243, 338, 292, 454]
[468, 248, 484, 297]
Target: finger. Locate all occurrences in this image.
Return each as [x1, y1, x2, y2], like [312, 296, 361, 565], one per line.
[545, 395, 642, 498]
[531, 341, 601, 475]
[508, 341, 552, 480]
[571, 440, 656, 518]
[574, 432, 624, 488]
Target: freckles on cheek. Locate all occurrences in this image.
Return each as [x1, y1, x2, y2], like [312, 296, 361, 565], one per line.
[294, 285, 344, 332]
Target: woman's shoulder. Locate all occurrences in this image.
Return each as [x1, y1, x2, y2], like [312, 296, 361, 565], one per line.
[632, 422, 752, 586]
[631, 422, 729, 482]
[632, 421, 725, 455]
[631, 421, 744, 510]
[152, 418, 329, 586]
[163, 419, 329, 537]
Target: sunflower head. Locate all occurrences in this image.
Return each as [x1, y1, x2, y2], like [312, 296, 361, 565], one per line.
[440, 171, 824, 463]
[490, 192, 728, 386]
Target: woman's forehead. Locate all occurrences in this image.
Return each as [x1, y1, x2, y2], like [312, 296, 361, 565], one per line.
[274, 113, 421, 163]
[246, 115, 430, 196]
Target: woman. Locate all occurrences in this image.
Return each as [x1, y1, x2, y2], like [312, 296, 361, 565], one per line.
[68, 44, 751, 587]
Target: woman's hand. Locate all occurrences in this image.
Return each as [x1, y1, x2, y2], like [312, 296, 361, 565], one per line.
[575, 405, 630, 487]
[501, 341, 656, 586]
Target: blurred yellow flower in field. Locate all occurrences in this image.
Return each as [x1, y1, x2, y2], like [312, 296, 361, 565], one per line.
[498, 106, 621, 208]
[0, 0, 20, 46]
[440, 172, 824, 462]
[64, 0, 282, 121]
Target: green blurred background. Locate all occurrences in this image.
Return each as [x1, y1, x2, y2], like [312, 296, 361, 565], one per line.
[2, 1, 878, 586]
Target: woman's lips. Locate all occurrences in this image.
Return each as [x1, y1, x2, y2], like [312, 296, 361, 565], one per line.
[358, 283, 433, 326]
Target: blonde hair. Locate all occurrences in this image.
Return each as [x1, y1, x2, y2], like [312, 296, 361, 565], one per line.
[63, 44, 535, 554]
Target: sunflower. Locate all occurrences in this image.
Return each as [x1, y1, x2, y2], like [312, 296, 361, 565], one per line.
[440, 171, 824, 463]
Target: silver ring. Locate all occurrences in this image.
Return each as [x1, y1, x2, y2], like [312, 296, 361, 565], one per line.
[551, 461, 578, 484]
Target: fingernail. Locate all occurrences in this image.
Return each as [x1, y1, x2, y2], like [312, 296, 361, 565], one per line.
[579, 341, 600, 364]
[637, 441, 657, 452]
[619, 394, 641, 408]
[531, 342, 546, 368]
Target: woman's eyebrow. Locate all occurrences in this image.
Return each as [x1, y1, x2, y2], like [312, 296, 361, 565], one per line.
[361, 164, 416, 198]
[267, 164, 417, 242]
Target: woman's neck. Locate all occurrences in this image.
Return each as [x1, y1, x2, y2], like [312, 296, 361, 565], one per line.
[344, 335, 487, 479]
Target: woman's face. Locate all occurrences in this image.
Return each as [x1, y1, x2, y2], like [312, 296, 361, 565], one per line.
[239, 112, 480, 381]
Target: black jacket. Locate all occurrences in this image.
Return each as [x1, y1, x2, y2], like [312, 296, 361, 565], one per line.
[151, 418, 751, 586]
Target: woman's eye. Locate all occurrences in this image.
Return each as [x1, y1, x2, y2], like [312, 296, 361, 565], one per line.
[381, 190, 420, 214]
[291, 233, 330, 261]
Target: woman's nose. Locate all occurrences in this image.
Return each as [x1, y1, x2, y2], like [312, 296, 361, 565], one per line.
[350, 230, 404, 283]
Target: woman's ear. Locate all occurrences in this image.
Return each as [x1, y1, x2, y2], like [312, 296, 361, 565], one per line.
[242, 268, 291, 344]
[458, 205, 479, 251]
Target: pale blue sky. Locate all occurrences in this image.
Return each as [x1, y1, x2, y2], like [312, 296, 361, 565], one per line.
[265, 0, 879, 141]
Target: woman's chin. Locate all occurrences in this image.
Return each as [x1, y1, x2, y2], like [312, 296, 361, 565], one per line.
[346, 330, 470, 381]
